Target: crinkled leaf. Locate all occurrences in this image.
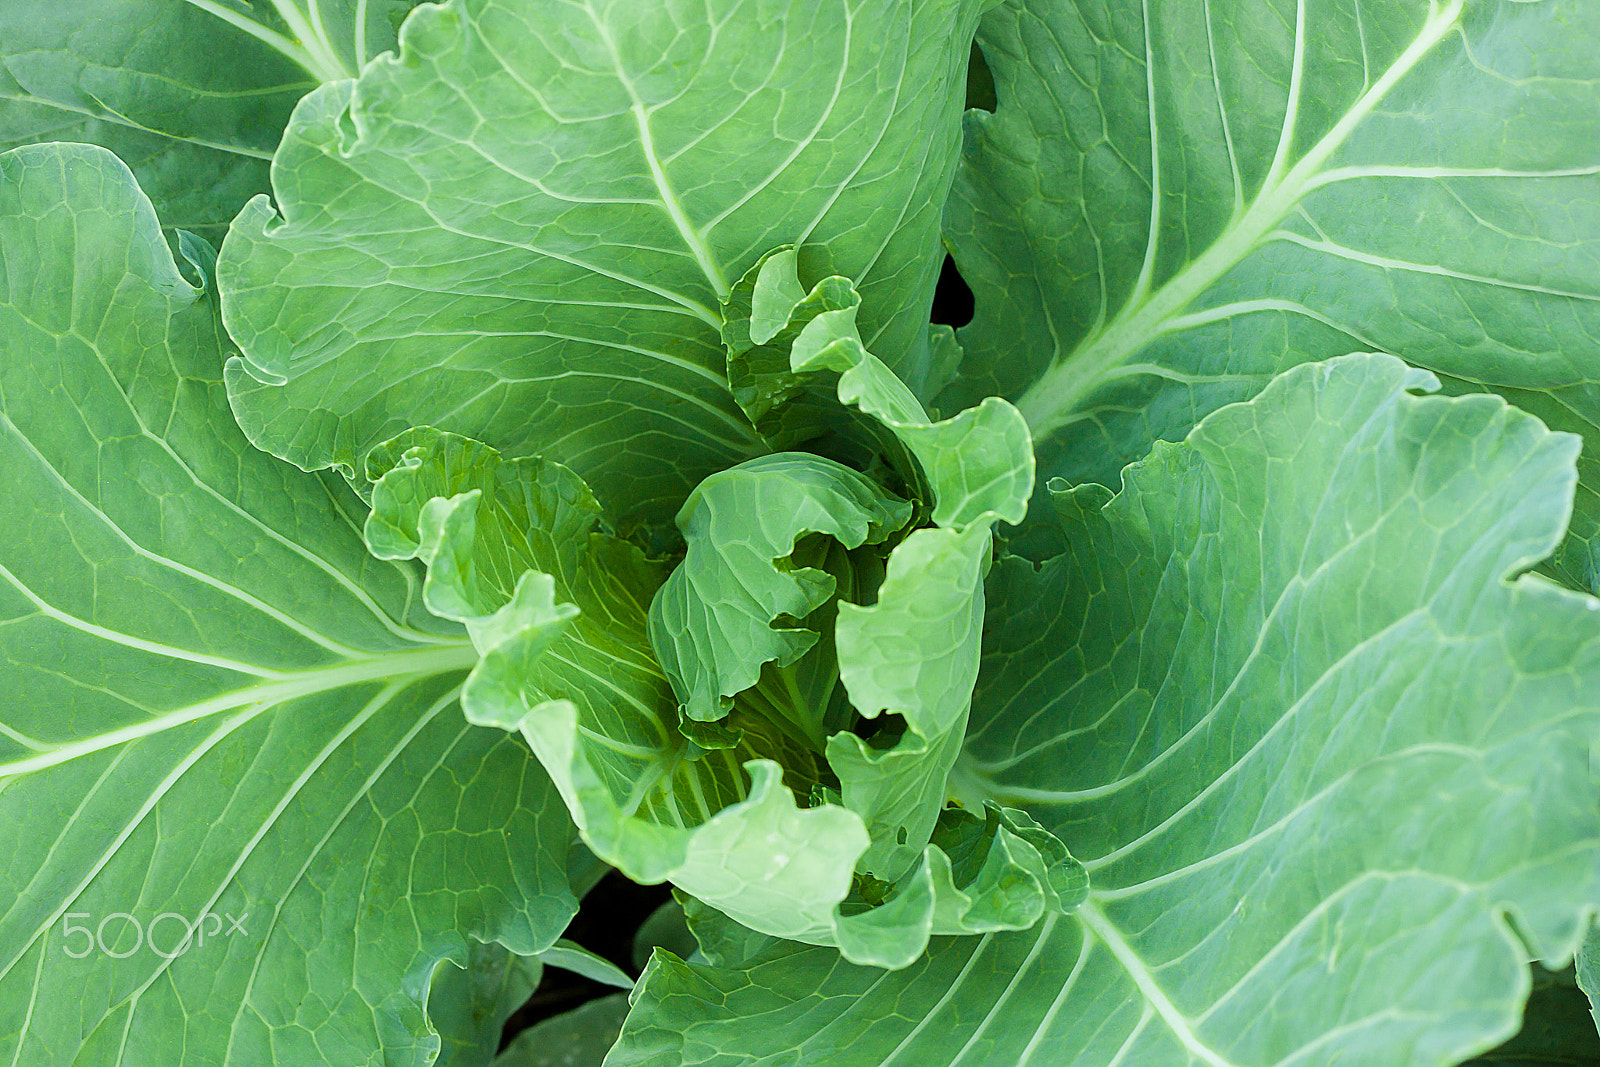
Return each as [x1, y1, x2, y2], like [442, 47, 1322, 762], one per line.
[610, 353, 1600, 1067]
[0, 143, 576, 1067]
[829, 801, 1088, 970]
[718, 250, 1058, 902]
[828, 523, 988, 881]
[721, 247, 915, 482]
[949, 0, 1600, 590]
[361, 430, 888, 957]
[648, 452, 911, 729]
[653, 249, 1068, 959]
[728, 248, 1036, 530]
[219, 0, 990, 525]
[362, 428, 670, 741]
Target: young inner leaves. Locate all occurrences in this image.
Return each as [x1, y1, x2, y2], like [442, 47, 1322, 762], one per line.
[370, 250, 1079, 968]
[647, 250, 1078, 964]
[362, 426, 876, 950]
[612, 353, 1600, 1067]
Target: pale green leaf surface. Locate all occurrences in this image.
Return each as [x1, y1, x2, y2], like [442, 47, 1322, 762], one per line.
[219, 0, 990, 525]
[947, 0, 1600, 588]
[609, 354, 1600, 1067]
[0, 1, 430, 243]
[0, 143, 576, 1067]
[648, 452, 912, 728]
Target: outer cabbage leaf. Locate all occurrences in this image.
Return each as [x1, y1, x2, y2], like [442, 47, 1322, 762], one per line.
[534, 940, 634, 991]
[609, 354, 1600, 1067]
[495, 993, 631, 1067]
[0, 102, 269, 249]
[426, 935, 631, 1067]
[1454, 966, 1600, 1067]
[219, 0, 992, 525]
[947, 0, 1600, 589]
[0, 1, 424, 244]
[0, 143, 577, 1066]
[1578, 923, 1600, 1036]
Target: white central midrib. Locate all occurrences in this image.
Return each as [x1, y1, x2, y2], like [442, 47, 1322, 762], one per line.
[1014, 0, 1465, 440]
[1077, 902, 1240, 1067]
[584, 7, 731, 302]
[630, 104, 732, 301]
[177, 0, 347, 83]
[0, 642, 477, 777]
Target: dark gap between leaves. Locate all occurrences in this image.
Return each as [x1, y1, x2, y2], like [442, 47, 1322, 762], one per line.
[498, 871, 673, 1050]
[931, 254, 975, 329]
[966, 41, 996, 113]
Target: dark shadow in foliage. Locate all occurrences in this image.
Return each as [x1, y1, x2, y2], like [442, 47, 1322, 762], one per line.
[1460, 964, 1600, 1065]
[931, 254, 974, 329]
[966, 41, 996, 113]
[497, 872, 672, 1051]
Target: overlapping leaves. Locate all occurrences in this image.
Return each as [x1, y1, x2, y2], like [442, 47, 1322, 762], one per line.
[613, 353, 1600, 1067]
[946, 0, 1600, 590]
[0, 143, 574, 1067]
[358, 250, 1078, 968]
[5, 0, 1600, 1063]
[218, 0, 991, 526]
[0, 1, 426, 244]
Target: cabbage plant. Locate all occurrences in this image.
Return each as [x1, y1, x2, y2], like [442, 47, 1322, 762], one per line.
[2, 1, 1600, 1065]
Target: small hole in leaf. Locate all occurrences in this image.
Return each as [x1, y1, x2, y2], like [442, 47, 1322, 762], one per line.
[896, 827, 908, 845]
[931, 254, 974, 328]
[966, 41, 997, 113]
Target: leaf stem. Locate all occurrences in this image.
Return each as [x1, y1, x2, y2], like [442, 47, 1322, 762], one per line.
[0, 641, 477, 778]
[266, 0, 354, 81]
[178, 0, 327, 78]
[354, 0, 372, 67]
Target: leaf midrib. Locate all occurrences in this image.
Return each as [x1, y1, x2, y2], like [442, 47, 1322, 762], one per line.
[584, 4, 732, 302]
[1012, 0, 1466, 441]
[0, 642, 476, 777]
